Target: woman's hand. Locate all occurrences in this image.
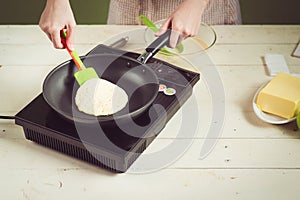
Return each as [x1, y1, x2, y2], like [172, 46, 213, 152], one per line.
[156, 0, 209, 48]
[39, 0, 76, 49]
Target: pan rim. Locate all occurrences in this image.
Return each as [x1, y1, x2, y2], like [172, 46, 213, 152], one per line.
[42, 53, 159, 124]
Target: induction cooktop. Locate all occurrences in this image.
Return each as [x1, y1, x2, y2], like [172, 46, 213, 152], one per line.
[15, 44, 200, 172]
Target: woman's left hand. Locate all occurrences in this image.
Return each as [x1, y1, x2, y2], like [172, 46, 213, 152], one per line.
[156, 0, 209, 48]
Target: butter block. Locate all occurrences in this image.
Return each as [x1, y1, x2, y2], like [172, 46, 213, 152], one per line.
[256, 73, 300, 119]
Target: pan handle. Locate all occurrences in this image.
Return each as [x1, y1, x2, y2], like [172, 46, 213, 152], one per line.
[137, 29, 171, 64]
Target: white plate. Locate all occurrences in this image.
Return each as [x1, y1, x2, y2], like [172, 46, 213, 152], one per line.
[252, 82, 296, 124]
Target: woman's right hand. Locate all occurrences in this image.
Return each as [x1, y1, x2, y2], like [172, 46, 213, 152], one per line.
[39, 0, 76, 49]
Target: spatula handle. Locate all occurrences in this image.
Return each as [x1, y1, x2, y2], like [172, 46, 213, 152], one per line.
[60, 30, 85, 71]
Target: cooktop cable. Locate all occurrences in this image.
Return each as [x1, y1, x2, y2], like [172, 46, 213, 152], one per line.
[0, 115, 15, 120]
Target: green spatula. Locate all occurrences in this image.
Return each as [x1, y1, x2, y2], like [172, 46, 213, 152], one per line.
[60, 30, 98, 86]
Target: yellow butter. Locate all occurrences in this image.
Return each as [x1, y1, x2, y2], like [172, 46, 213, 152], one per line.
[256, 73, 300, 119]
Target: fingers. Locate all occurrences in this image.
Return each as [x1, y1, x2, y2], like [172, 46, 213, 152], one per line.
[154, 18, 192, 48]
[66, 24, 75, 50]
[154, 19, 182, 48]
[169, 30, 187, 48]
[39, 23, 64, 49]
[155, 18, 171, 37]
[176, 33, 187, 47]
[39, 24, 75, 49]
[158, 29, 187, 49]
[38, 0, 76, 50]
[169, 30, 180, 48]
[51, 28, 64, 49]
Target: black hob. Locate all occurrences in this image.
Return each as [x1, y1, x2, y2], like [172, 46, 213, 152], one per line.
[15, 45, 200, 172]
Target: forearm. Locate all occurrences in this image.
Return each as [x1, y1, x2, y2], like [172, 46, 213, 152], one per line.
[44, 0, 70, 8]
[39, 0, 75, 48]
[46, 0, 70, 3]
[42, 0, 72, 16]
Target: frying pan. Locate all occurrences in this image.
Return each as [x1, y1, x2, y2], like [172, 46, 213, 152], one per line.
[43, 29, 172, 124]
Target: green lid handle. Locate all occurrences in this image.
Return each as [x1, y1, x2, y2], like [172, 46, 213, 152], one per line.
[138, 15, 159, 33]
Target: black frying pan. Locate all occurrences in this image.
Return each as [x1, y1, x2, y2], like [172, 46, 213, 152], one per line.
[43, 29, 172, 124]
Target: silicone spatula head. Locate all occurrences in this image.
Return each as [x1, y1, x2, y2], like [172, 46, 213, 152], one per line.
[73, 68, 99, 86]
[60, 30, 99, 86]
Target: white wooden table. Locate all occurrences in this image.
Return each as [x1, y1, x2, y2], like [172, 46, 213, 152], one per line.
[1, 25, 300, 199]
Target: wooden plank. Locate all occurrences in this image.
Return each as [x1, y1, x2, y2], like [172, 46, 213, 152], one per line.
[1, 65, 286, 106]
[0, 66, 54, 112]
[1, 25, 300, 45]
[1, 65, 299, 140]
[213, 25, 300, 44]
[207, 44, 300, 66]
[0, 44, 94, 66]
[0, 168, 299, 200]
[0, 65, 298, 111]
[1, 25, 299, 67]
[1, 44, 299, 66]
[136, 138, 300, 169]
[1, 104, 297, 140]
[157, 109, 299, 139]
[1, 128, 300, 169]
[0, 25, 141, 44]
